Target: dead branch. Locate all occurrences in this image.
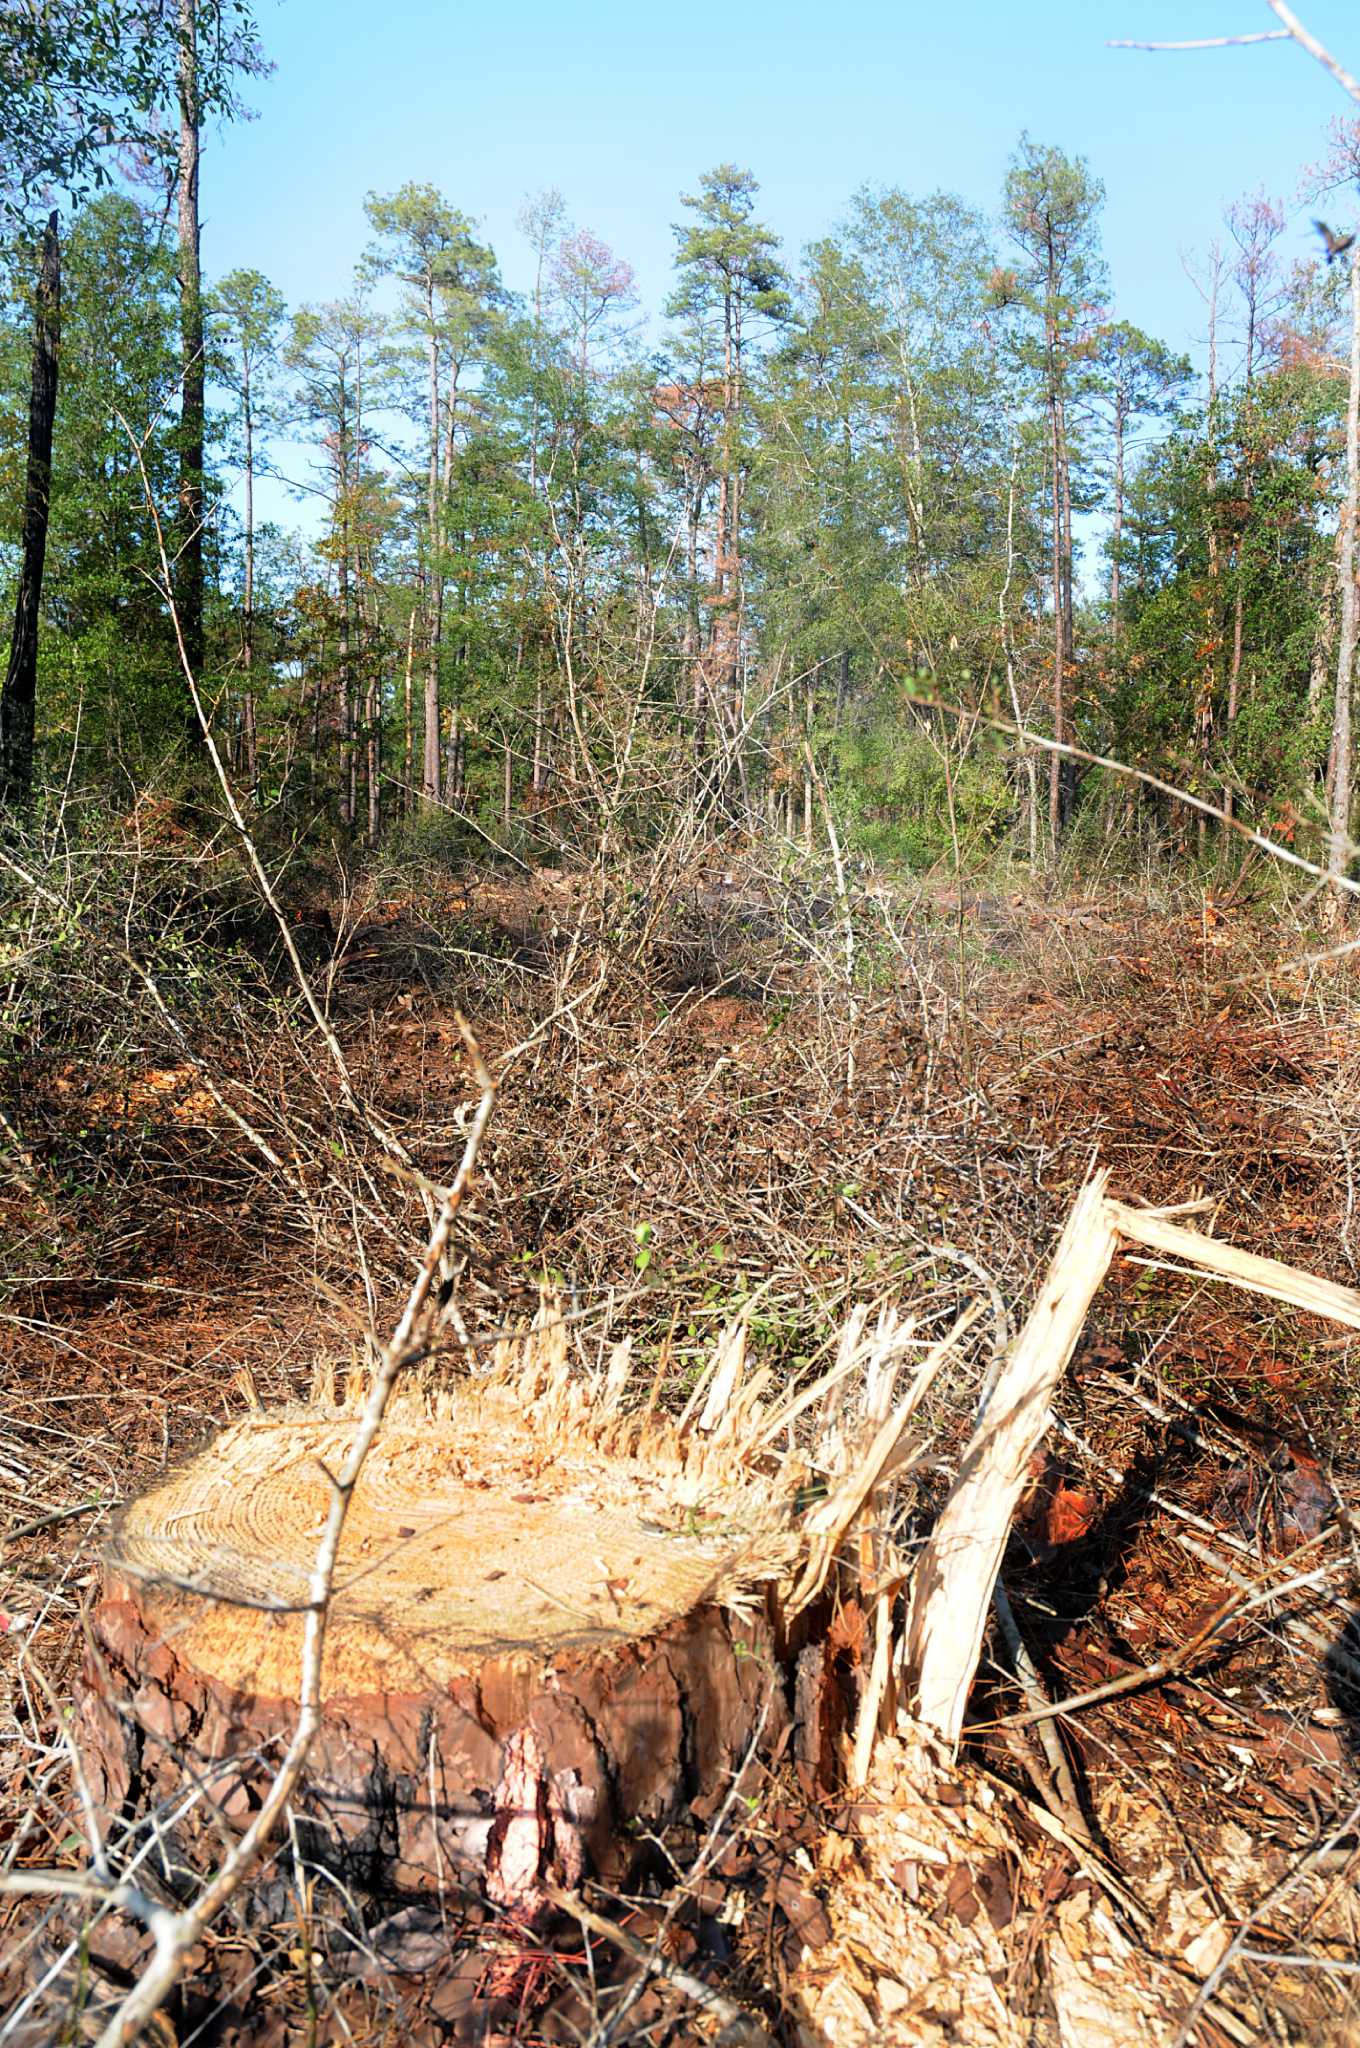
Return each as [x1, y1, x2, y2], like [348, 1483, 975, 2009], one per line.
[91, 1024, 496, 2048]
[1169, 1795, 1360, 2048]
[992, 1530, 1346, 1730]
[544, 1883, 777, 2048]
[1109, 31, 1290, 50]
[1109, 1199, 1360, 1328]
[1267, 0, 1360, 103]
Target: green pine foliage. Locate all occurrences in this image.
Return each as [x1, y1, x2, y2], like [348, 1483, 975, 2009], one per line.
[0, 134, 1355, 892]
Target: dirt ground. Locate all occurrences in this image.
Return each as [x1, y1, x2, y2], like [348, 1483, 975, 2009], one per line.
[2, 860, 1359, 2044]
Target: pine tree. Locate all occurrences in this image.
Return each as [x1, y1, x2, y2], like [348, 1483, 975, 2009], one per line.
[670, 166, 787, 769]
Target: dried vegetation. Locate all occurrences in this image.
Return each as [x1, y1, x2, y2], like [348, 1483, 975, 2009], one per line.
[2, 811, 1360, 2046]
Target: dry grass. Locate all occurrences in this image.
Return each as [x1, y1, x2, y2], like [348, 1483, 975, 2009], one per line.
[2, 818, 1360, 2044]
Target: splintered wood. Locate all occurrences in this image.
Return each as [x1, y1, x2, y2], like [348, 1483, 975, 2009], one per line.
[72, 1169, 1360, 2037]
[77, 1290, 970, 1911]
[802, 1177, 1360, 2048]
[903, 1174, 1120, 1747]
[902, 1175, 1360, 1747]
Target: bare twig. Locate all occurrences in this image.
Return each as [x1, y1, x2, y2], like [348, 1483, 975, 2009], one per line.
[92, 1023, 496, 2048]
[2, 1497, 117, 1547]
[544, 1883, 777, 2048]
[904, 691, 1360, 904]
[1266, 0, 1360, 103]
[1109, 31, 1290, 50]
[1169, 1796, 1360, 2048]
[990, 1531, 1344, 1730]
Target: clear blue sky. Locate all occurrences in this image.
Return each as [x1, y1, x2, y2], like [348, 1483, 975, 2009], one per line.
[204, 0, 1360, 528]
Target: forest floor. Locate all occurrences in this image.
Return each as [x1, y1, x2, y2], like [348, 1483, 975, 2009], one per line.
[2, 845, 1359, 2045]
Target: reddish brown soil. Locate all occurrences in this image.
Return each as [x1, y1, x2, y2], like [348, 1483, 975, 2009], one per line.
[3, 870, 1359, 2043]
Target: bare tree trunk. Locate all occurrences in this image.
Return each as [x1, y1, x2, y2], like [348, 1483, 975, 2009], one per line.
[1058, 390, 1076, 827]
[1110, 395, 1125, 639]
[177, 0, 205, 687]
[728, 300, 746, 763]
[365, 659, 380, 848]
[1047, 380, 1066, 847]
[1, 213, 59, 809]
[338, 501, 353, 830]
[1223, 548, 1245, 824]
[705, 290, 742, 779]
[1224, 318, 1258, 827]
[1324, 243, 1360, 929]
[1309, 569, 1336, 722]
[402, 606, 415, 813]
[686, 483, 706, 757]
[423, 306, 444, 805]
[1197, 252, 1222, 852]
[999, 438, 1038, 865]
[533, 668, 545, 795]
[443, 702, 461, 809]
[240, 352, 257, 792]
[308, 661, 321, 763]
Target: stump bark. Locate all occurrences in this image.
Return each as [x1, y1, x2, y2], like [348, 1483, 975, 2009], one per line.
[77, 1396, 790, 1912]
[76, 1295, 952, 1919]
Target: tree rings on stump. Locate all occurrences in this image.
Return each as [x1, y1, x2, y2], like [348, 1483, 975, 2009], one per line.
[77, 1381, 794, 1914]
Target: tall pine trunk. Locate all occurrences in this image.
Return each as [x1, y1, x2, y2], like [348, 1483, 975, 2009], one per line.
[240, 353, 257, 790]
[1057, 389, 1076, 826]
[402, 606, 416, 812]
[1198, 268, 1221, 851]
[1046, 355, 1066, 846]
[365, 669, 381, 847]
[177, 0, 205, 685]
[422, 312, 444, 804]
[1, 213, 60, 809]
[1324, 241, 1360, 929]
[1223, 313, 1257, 827]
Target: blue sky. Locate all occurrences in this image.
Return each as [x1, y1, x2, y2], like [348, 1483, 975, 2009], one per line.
[203, 0, 1360, 530]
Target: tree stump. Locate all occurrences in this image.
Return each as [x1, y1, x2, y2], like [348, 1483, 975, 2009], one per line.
[77, 1373, 797, 1914]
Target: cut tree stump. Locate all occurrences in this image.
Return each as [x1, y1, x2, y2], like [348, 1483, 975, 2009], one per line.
[79, 1408, 787, 1910]
[73, 1292, 974, 1916]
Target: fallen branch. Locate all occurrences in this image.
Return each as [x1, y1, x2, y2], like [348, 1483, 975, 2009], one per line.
[904, 1175, 1360, 1750]
[1108, 1199, 1360, 1330]
[990, 1529, 1345, 1730]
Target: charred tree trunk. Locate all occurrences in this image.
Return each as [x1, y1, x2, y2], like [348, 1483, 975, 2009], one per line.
[1, 212, 59, 811]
